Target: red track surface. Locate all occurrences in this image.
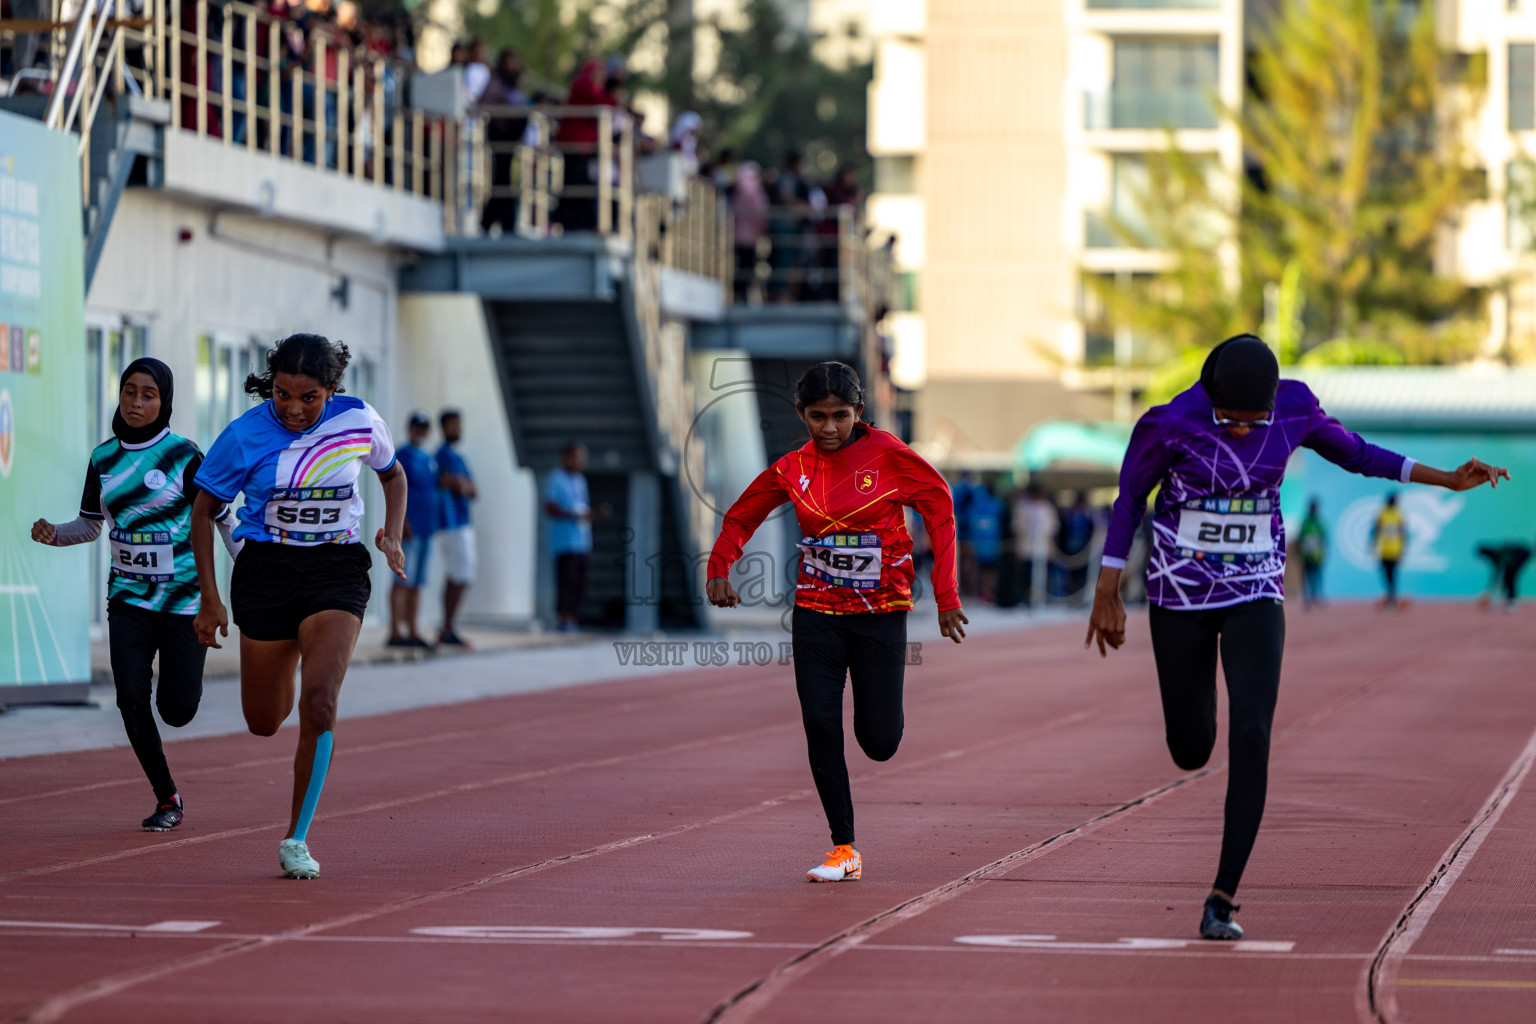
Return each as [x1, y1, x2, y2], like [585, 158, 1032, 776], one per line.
[3, 604, 1535, 1023]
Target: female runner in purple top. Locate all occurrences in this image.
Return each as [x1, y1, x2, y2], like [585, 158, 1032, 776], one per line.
[1085, 335, 1509, 940]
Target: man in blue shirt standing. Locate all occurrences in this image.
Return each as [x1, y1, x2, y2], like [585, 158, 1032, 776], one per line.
[390, 411, 438, 648]
[435, 409, 478, 647]
[544, 441, 595, 632]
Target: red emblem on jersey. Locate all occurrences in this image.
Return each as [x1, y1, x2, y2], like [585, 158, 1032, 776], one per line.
[855, 467, 878, 494]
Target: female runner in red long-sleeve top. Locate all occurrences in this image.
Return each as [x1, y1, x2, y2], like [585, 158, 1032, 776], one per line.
[706, 362, 968, 882]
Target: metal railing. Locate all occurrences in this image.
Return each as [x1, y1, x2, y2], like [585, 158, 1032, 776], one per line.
[733, 204, 897, 316]
[40, 0, 452, 229]
[1083, 87, 1218, 131]
[1, 0, 71, 92]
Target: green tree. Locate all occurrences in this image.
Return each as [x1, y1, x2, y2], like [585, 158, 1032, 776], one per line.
[1087, 0, 1487, 375]
[456, 0, 869, 178]
[458, 0, 667, 92]
[691, 0, 872, 178]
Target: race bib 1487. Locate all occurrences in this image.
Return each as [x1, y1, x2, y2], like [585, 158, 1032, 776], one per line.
[798, 533, 883, 590]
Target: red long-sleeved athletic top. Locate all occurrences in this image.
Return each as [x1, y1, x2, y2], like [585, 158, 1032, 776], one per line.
[708, 425, 960, 614]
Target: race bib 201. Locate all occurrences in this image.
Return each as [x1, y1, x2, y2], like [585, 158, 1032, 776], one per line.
[1174, 497, 1274, 563]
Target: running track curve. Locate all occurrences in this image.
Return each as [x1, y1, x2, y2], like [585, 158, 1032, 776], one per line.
[2, 604, 1534, 1023]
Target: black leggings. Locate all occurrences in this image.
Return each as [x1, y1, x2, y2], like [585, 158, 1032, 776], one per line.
[1148, 598, 1285, 898]
[106, 600, 207, 804]
[792, 607, 908, 846]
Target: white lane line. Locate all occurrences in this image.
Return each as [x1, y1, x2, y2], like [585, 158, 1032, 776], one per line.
[409, 926, 753, 941]
[0, 920, 220, 933]
[1361, 721, 1536, 1024]
[955, 934, 1296, 953]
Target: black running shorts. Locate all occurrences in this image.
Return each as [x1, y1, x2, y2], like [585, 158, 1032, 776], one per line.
[231, 542, 372, 642]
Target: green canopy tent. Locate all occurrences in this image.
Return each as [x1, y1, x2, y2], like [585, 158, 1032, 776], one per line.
[1011, 420, 1132, 492]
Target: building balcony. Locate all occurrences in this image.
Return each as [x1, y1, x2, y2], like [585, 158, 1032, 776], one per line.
[1084, 210, 1153, 249]
[1087, 0, 1219, 8]
[1084, 87, 1218, 131]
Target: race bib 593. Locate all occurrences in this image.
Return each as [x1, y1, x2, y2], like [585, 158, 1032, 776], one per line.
[264, 485, 354, 542]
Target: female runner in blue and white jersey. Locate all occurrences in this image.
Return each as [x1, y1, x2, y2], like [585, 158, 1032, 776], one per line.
[190, 334, 408, 879]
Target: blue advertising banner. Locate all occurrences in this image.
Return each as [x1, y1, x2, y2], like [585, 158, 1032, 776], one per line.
[1282, 433, 1536, 600]
[0, 111, 90, 696]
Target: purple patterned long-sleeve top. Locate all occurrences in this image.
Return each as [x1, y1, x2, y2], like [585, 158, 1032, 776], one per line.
[1103, 380, 1414, 610]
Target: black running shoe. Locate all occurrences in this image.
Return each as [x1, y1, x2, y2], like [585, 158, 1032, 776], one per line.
[437, 630, 471, 648]
[1200, 894, 1243, 940]
[385, 635, 413, 649]
[142, 798, 183, 832]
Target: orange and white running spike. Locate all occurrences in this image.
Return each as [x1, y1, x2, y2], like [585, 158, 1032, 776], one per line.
[806, 845, 861, 882]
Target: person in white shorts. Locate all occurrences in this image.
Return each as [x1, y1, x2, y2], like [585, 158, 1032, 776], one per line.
[436, 409, 478, 647]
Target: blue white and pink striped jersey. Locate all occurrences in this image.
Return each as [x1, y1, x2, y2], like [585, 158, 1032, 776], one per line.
[194, 396, 396, 545]
[1103, 380, 1413, 610]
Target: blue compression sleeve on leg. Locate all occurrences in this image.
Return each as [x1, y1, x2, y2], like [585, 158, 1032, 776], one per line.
[293, 730, 333, 843]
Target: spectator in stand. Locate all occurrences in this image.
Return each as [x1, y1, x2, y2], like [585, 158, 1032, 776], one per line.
[732, 162, 770, 302]
[389, 411, 438, 650]
[464, 39, 492, 104]
[769, 151, 812, 300]
[479, 48, 528, 234]
[435, 410, 478, 647]
[710, 148, 739, 191]
[824, 165, 861, 208]
[545, 442, 596, 632]
[1012, 483, 1054, 607]
[670, 111, 703, 179]
[554, 57, 622, 232]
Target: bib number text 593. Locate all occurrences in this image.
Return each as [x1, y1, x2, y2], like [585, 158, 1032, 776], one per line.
[273, 506, 341, 526]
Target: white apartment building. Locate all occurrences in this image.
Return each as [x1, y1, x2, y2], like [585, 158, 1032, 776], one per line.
[868, 0, 1246, 463]
[1448, 0, 1536, 364]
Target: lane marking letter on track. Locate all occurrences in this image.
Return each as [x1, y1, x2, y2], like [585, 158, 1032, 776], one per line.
[954, 935, 1295, 953]
[410, 926, 753, 942]
[0, 919, 221, 933]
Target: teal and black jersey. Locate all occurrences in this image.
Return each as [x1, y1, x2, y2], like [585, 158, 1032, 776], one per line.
[80, 428, 212, 615]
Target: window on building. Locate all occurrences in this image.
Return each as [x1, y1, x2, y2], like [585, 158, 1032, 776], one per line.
[1509, 161, 1536, 251]
[874, 156, 918, 195]
[1079, 273, 1154, 366]
[1089, 0, 1218, 7]
[1108, 38, 1220, 130]
[1511, 44, 1534, 131]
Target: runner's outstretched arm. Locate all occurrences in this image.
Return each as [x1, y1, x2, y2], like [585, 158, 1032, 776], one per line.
[1408, 459, 1510, 491]
[1089, 412, 1170, 657]
[706, 466, 788, 609]
[897, 447, 966, 643]
[375, 462, 409, 580]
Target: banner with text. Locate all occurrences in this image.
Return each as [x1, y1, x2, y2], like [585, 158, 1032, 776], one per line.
[0, 111, 89, 693]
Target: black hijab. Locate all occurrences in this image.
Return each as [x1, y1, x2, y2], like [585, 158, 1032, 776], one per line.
[1199, 334, 1279, 413]
[112, 357, 175, 445]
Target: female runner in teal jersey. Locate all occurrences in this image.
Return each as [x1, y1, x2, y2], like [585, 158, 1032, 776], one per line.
[32, 358, 237, 831]
[191, 334, 407, 879]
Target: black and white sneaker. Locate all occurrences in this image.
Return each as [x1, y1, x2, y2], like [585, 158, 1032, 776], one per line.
[1200, 894, 1243, 940]
[142, 797, 183, 832]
